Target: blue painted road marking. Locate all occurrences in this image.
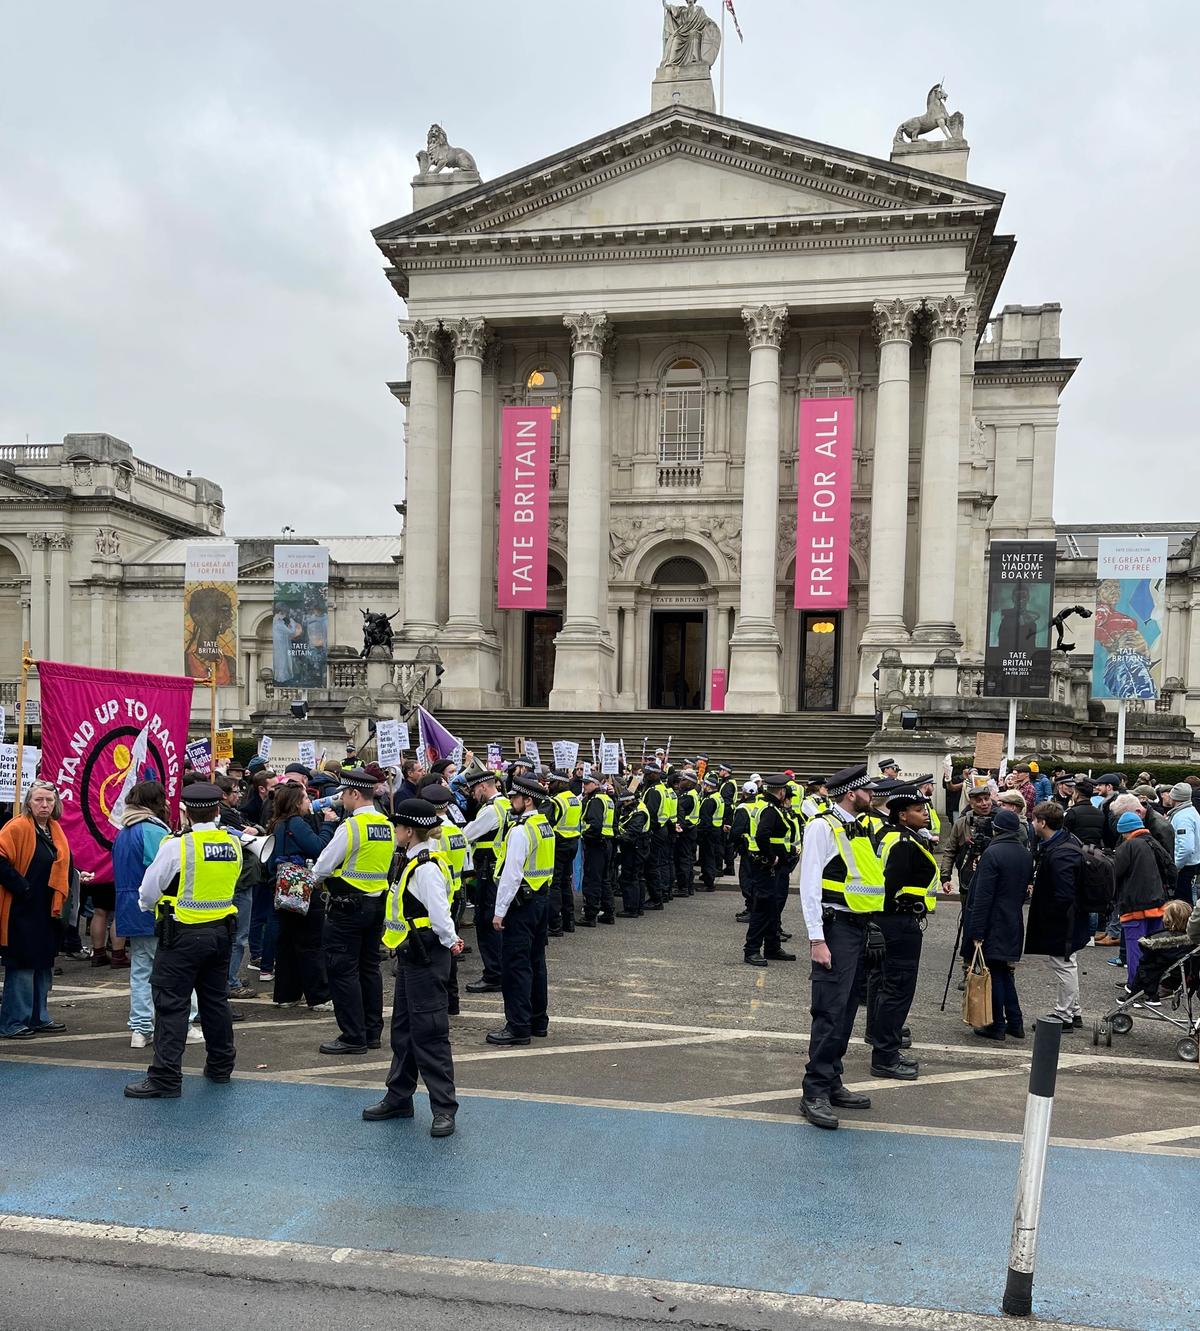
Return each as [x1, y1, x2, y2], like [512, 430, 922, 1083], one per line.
[0, 1061, 1194, 1330]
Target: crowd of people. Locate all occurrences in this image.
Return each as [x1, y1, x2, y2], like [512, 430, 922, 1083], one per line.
[2, 741, 1199, 1136]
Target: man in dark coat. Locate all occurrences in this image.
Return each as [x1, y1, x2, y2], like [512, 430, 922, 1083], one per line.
[1027, 802, 1091, 1030]
[964, 808, 1031, 1041]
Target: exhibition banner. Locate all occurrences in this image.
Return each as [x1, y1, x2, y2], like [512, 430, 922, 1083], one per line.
[983, 540, 1056, 697]
[1092, 537, 1168, 700]
[39, 661, 194, 880]
[184, 544, 239, 684]
[272, 545, 329, 688]
[795, 397, 853, 610]
[497, 406, 551, 610]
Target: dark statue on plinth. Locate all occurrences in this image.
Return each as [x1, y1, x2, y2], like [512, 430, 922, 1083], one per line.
[360, 608, 400, 658]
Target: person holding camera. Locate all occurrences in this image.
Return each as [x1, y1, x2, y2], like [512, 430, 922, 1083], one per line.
[362, 798, 463, 1137]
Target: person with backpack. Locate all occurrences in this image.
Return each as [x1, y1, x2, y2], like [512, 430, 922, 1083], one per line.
[1027, 802, 1094, 1030]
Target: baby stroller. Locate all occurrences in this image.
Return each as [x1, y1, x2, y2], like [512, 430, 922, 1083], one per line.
[1093, 940, 1200, 1062]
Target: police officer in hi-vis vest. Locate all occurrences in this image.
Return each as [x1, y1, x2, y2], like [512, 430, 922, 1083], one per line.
[639, 763, 668, 909]
[125, 784, 242, 1099]
[731, 780, 766, 920]
[546, 771, 582, 934]
[716, 763, 738, 877]
[421, 784, 469, 1017]
[363, 798, 463, 1137]
[697, 774, 726, 892]
[797, 763, 884, 1130]
[460, 767, 511, 994]
[673, 768, 700, 897]
[742, 775, 799, 965]
[487, 774, 556, 1047]
[579, 772, 616, 926]
[311, 768, 395, 1056]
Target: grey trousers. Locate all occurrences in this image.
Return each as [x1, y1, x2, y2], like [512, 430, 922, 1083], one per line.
[1047, 953, 1080, 1020]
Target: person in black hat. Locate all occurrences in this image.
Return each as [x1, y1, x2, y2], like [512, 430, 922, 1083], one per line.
[866, 789, 944, 1081]
[362, 798, 463, 1138]
[488, 774, 554, 1046]
[579, 773, 616, 927]
[796, 762, 881, 1130]
[879, 759, 900, 780]
[801, 777, 830, 823]
[616, 788, 650, 917]
[716, 763, 738, 878]
[546, 772, 582, 936]
[673, 768, 700, 898]
[460, 768, 510, 994]
[638, 764, 667, 910]
[310, 768, 396, 1056]
[124, 784, 242, 1099]
[742, 774, 799, 967]
[697, 775, 725, 893]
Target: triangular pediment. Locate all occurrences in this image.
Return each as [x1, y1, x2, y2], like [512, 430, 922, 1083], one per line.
[375, 106, 1003, 246]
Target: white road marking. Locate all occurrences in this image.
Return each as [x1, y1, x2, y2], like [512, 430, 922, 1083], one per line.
[0, 1213, 1123, 1331]
[1100, 1123, 1200, 1147]
[13, 1017, 328, 1044]
[672, 1065, 1029, 1109]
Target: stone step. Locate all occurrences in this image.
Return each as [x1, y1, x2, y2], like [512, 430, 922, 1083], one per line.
[431, 708, 877, 777]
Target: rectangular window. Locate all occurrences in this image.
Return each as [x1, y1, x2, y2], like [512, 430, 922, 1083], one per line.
[658, 387, 704, 465]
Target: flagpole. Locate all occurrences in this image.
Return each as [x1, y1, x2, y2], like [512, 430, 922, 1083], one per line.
[15, 642, 33, 808]
[209, 664, 219, 774]
[719, 4, 726, 115]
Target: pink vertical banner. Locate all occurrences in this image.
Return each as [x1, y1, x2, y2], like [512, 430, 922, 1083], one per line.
[497, 405, 552, 609]
[710, 668, 727, 712]
[795, 396, 854, 610]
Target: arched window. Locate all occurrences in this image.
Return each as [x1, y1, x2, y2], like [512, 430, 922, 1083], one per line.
[652, 556, 706, 586]
[809, 357, 847, 399]
[658, 359, 705, 465]
[525, 369, 562, 465]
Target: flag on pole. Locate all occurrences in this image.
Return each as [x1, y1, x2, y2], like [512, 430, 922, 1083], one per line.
[724, 0, 743, 41]
[416, 705, 463, 767]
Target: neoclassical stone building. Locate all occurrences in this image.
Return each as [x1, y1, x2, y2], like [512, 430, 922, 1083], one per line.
[375, 38, 1082, 717]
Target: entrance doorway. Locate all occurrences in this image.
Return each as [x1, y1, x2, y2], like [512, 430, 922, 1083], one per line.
[523, 611, 561, 707]
[799, 611, 841, 711]
[650, 612, 706, 710]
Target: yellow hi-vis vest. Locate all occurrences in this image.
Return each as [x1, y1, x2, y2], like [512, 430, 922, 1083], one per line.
[744, 796, 766, 840]
[496, 811, 556, 891]
[929, 806, 942, 838]
[383, 848, 453, 949]
[786, 780, 805, 815]
[679, 790, 701, 827]
[802, 795, 831, 823]
[335, 810, 395, 893]
[702, 792, 725, 829]
[659, 787, 678, 824]
[596, 793, 615, 838]
[438, 823, 468, 904]
[167, 828, 241, 924]
[860, 810, 886, 846]
[472, 795, 511, 856]
[552, 791, 582, 839]
[879, 829, 940, 914]
[819, 813, 885, 913]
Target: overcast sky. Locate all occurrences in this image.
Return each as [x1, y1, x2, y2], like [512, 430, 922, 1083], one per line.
[2, 1, 1195, 536]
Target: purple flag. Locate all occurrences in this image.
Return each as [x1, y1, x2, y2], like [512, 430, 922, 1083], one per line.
[417, 705, 462, 767]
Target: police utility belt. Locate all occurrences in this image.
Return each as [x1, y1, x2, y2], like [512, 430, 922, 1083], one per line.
[323, 876, 388, 909]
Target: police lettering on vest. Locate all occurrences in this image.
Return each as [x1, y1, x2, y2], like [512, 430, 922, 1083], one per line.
[498, 810, 556, 891]
[438, 825, 469, 904]
[336, 811, 396, 893]
[552, 790, 582, 839]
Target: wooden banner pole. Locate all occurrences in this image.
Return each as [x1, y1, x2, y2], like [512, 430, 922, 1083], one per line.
[15, 641, 33, 806]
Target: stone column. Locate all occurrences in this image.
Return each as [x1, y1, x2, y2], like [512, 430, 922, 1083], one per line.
[914, 295, 972, 643]
[550, 312, 615, 709]
[724, 304, 788, 713]
[438, 316, 500, 705]
[47, 532, 73, 660]
[862, 297, 921, 643]
[398, 319, 442, 641]
[28, 533, 49, 659]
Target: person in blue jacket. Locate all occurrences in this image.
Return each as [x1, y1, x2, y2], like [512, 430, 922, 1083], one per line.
[113, 782, 197, 1049]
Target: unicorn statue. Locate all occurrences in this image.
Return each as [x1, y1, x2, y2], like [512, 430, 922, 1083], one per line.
[893, 83, 966, 147]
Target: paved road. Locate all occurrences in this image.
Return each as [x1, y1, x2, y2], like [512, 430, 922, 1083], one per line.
[2, 892, 1198, 1330]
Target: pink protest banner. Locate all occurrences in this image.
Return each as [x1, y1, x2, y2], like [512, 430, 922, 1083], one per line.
[498, 405, 552, 609]
[795, 396, 854, 610]
[39, 661, 195, 881]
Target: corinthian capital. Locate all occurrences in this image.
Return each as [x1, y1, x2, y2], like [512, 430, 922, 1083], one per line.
[923, 295, 973, 342]
[447, 315, 488, 361]
[741, 304, 789, 351]
[398, 318, 442, 361]
[28, 531, 50, 550]
[872, 297, 922, 346]
[563, 312, 609, 356]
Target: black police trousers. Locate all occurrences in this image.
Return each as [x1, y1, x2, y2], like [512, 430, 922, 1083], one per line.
[501, 890, 549, 1038]
[657, 826, 675, 899]
[803, 911, 868, 1100]
[384, 938, 457, 1118]
[473, 857, 503, 984]
[620, 836, 648, 913]
[581, 839, 614, 918]
[743, 859, 788, 957]
[148, 919, 235, 1092]
[322, 890, 386, 1048]
[698, 827, 723, 890]
[550, 837, 579, 928]
[674, 826, 697, 895]
[865, 912, 924, 1067]
[643, 826, 666, 903]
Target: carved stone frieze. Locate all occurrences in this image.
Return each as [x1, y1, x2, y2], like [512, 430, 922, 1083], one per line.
[697, 516, 741, 576]
[73, 462, 93, 486]
[608, 516, 666, 576]
[849, 510, 871, 555]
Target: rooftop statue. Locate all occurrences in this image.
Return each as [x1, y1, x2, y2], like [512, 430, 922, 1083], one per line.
[660, 0, 722, 69]
[893, 83, 966, 147]
[417, 123, 478, 176]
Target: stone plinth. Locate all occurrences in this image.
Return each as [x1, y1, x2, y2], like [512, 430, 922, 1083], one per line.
[651, 62, 716, 112]
[411, 170, 481, 211]
[890, 139, 970, 181]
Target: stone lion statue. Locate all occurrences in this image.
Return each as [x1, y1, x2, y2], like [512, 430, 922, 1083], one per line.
[417, 124, 478, 176]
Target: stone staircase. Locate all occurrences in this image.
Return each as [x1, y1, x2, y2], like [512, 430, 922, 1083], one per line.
[432, 709, 879, 777]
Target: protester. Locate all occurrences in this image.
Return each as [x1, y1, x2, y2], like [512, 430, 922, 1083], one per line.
[1008, 765, 1038, 816]
[1133, 899, 1193, 1004]
[267, 782, 338, 1009]
[1112, 810, 1172, 992]
[0, 781, 72, 1039]
[1027, 801, 1090, 1030]
[1166, 781, 1200, 904]
[964, 807, 1031, 1041]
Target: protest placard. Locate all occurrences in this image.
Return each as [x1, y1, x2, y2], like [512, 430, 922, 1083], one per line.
[523, 738, 542, 769]
[257, 735, 273, 762]
[552, 740, 579, 773]
[376, 719, 403, 768]
[297, 740, 317, 770]
[973, 731, 1006, 772]
[185, 738, 212, 774]
[600, 742, 620, 775]
[214, 728, 234, 764]
[487, 743, 504, 772]
[0, 744, 40, 803]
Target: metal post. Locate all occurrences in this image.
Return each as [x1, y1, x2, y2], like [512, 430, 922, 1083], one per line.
[1115, 698, 1127, 764]
[1006, 697, 1017, 762]
[1002, 1016, 1062, 1317]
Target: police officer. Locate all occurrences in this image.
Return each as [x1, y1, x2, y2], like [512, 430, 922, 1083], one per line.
[460, 767, 511, 994]
[879, 758, 901, 782]
[124, 784, 241, 1099]
[363, 798, 464, 1137]
[915, 775, 941, 845]
[697, 775, 725, 892]
[716, 763, 738, 876]
[658, 772, 679, 901]
[797, 764, 883, 1129]
[742, 775, 798, 966]
[866, 788, 942, 1081]
[617, 788, 650, 917]
[673, 768, 700, 897]
[487, 774, 555, 1046]
[639, 764, 667, 909]
[311, 768, 395, 1056]
[784, 771, 806, 822]
[546, 771, 582, 934]
[731, 780, 765, 921]
[422, 784, 469, 1017]
[579, 773, 615, 926]
[800, 776, 830, 824]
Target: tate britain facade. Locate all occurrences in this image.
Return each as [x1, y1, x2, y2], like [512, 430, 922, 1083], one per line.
[375, 28, 1077, 718]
